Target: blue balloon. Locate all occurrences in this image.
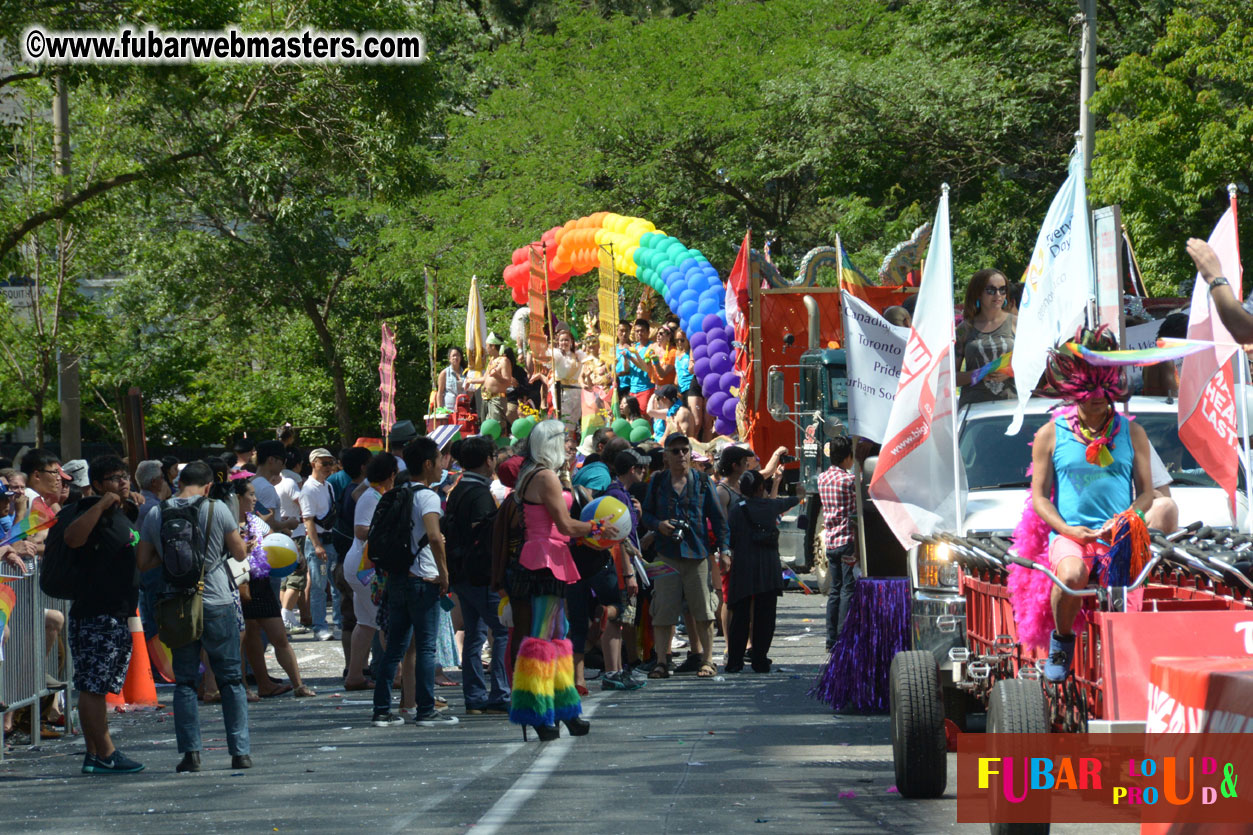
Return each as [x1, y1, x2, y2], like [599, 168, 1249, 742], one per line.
[668, 277, 687, 296]
[686, 315, 704, 335]
[678, 300, 698, 320]
[702, 313, 723, 333]
[661, 266, 680, 283]
[679, 289, 700, 307]
[677, 259, 696, 274]
[689, 330, 707, 349]
[698, 297, 719, 315]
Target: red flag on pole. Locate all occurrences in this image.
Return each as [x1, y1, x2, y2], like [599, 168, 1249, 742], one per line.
[379, 322, 397, 441]
[726, 230, 751, 378]
[1179, 193, 1243, 510]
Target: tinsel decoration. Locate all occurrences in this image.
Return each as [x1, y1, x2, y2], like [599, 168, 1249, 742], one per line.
[808, 578, 910, 713]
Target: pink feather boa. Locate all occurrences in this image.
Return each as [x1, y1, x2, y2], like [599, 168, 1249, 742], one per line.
[1006, 444, 1090, 651]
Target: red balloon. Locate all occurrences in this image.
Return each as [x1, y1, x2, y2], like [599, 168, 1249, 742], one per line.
[511, 284, 528, 305]
[512, 247, 529, 265]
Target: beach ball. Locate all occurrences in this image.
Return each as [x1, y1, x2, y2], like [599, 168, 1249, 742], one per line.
[261, 533, 300, 578]
[580, 496, 631, 550]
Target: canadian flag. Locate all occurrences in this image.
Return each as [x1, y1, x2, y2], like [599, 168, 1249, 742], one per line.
[726, 230, 751, 378]
[1179, 194, 1243, 510]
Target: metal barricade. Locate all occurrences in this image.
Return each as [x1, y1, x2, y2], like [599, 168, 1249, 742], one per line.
[1, 558, 74, 761]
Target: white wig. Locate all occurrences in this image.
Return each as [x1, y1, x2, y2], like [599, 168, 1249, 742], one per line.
[525, 419, 569, 475]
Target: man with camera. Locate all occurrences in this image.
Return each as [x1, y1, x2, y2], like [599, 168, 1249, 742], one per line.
[641, 432, 729, 679]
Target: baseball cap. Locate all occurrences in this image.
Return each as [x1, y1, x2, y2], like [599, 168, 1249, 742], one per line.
[61, 460, 87, 486]
[662, 433, 690, 449]
[0, 481, 11, 497]
[308, 448, 336, 464]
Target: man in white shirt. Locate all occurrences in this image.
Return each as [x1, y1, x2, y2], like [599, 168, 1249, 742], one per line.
[251, 441, 305, 630]
[299, 448, 342, 642]
[370, 437, 457, 728]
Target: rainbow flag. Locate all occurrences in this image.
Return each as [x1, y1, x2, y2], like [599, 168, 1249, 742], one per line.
[642, 560, 679, 580]
[1064, 338, 1211, 368]
[0, 579, 16, 634]
[781, 567, 813, 594]
[146, 634, 175, 683]
[0, 505, 56, 547]
[837, 237, 873, 288]
[969, 351, 1014, 386]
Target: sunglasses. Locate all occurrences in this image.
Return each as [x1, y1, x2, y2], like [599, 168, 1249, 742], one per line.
[668, 447, 691, 455]
[984, 285, 1008, 295]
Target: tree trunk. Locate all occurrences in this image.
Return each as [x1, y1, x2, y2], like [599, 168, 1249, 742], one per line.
[301, 296, 353, 447]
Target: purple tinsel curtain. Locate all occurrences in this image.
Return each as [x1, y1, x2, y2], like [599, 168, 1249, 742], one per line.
[808, 578, 911, 713]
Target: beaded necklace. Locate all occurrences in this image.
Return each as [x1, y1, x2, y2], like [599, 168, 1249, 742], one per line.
[1068, 410, 1119, 467]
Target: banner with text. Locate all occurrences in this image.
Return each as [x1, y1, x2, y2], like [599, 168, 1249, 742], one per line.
[841, 291, 909, 443]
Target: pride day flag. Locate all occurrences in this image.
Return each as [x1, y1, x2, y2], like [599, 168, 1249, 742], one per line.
[1179, 194, 1243, 510]
[869, 186, 967, 548]
[1007, 148, 1094, 435]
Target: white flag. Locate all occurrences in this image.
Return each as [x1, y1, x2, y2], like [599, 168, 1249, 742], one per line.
[841, 291, 909, 443]
[1007, 149, 1094, 435]
[869, 187, 967, 548]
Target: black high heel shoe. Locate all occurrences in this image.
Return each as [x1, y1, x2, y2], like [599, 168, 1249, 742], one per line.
[561, 717, 590, 736]
[523, 724, 561, 742]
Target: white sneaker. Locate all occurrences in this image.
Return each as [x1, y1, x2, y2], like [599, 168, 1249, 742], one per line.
[415, 710, 459, 727]
[671, 636, 689, 652]
[315, 627, 334, 642]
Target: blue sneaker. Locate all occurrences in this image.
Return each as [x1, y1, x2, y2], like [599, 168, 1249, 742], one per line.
[1044, 632, 1076, 682]
[84, 749, 145, 774]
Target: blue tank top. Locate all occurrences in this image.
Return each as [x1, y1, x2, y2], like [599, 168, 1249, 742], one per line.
[676, 352, 694, 393]
[1051, 412, 1133, 540]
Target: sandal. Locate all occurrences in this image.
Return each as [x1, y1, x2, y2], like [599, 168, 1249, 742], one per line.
[648, 661, 671, 679]
[673, 653, 703, 674]
[247, 691, 261, 703]
[435, 675, 458, 687]
[260, 683, 294, 699]
[292, 685, 317, 698]
[697, 661, 718, 678]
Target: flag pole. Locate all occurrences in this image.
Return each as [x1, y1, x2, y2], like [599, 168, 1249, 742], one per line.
[940, 184, 964, 536]
[836, 233, 845, 292]
[1228, 181, 1252, 530]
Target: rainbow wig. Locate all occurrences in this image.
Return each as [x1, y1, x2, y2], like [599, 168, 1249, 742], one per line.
[1039, 325, 1128, 404]
[551, 638, 582, 722]
[510, 637, 557, 727]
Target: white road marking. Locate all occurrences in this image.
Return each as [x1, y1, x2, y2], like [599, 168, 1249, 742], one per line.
[388, 741, 524, 833]
[465, 696, 603, 835]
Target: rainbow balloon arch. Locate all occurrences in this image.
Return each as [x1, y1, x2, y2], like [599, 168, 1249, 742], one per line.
[502, 212, 743, 436]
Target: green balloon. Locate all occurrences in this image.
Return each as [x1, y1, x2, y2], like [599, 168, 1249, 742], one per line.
[495, 434, 512, 448]
[513, 418, 535, 440]
[480, 419, 502, 440]
[612, 419, 632, 438]
[629, 425, 652, 443]
[631, 418, 650, 430]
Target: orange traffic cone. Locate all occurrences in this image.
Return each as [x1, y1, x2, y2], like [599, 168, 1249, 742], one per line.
[119, 610, 159, 709]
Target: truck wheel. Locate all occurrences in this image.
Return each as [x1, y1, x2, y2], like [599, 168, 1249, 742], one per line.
[987, 680, 1049, 835]
[890, 650, 947, 798]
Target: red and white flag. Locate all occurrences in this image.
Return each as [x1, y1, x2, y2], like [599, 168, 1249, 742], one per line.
[1179, 195, 1243, 509]
[869, 186, 967, 547]
[726, 229, 751, 378]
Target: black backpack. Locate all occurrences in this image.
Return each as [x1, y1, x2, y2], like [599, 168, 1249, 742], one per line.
[39, 503, 83, 600]
[442, 478, 497, 586]
[314, 481, 339, 533]
[367, 485, 430, 575]
[159, 497, 209, 590]
[737, 498, 780, 549]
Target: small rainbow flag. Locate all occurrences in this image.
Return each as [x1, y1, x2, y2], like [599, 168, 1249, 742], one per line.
[643, 560, 679, 580]
[781, 567, 813, 594]
[0, 505, 56, 547]
[0, 579, 17, 635]
[1064, 338, 1211, 368]
[146, 634, 175, 683]
[969, 352, 1014, 386]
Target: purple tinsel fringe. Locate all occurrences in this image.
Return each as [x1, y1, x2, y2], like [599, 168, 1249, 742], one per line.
[808, 578, 910, 713]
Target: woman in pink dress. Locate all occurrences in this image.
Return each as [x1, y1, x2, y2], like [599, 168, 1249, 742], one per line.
[507, 420, 600, 741]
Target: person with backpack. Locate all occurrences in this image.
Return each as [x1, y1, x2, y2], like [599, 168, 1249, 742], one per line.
[59, 456, 145, 774]
[299, 448, 342, 643]
[724, 470, 804, 674]
[445, 436, 510, 715]
[640, 432, 730, 680]
[370, 437, 459, 728]
[136, 461, 252, 773]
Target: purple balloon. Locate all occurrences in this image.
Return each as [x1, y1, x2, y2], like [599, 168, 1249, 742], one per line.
[693, 358, 711, 382]
[709, 352, 733, 375]
[718, 371, 738, 393]
[692, 343, 709, 362]
[702, 372, 722, 396]
[714, 417, 736, 436]
[721, 396, 740, 422]
[702, 313, 723, 333]
[689, 330, 707, 349]
[722, 325, 736, 344]
[706, 338, 729, 358]
[707, 391, 729, 418]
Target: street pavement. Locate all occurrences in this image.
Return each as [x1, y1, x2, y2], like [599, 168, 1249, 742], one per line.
[1, 585, 1136, 834]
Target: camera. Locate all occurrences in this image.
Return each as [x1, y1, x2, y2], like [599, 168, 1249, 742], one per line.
[780, 453, 797, 464]
[665, 518, 691, 542]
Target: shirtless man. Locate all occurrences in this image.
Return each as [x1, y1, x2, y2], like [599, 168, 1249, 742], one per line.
[480, 333, 512, 423]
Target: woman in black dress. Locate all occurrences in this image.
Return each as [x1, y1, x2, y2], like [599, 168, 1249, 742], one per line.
[723, 470, 804, 673]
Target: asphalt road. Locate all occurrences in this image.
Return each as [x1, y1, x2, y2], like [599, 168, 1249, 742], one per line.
[1, 587, 1136, 834]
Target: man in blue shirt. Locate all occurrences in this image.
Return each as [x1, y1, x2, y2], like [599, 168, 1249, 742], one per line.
[641, 433, 729, 679]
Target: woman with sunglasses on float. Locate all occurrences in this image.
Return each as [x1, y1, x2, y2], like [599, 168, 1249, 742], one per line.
[954, 268, 1018, 407]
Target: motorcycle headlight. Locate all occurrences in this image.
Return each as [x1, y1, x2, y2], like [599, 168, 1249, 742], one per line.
[916, 542, 960, 589]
